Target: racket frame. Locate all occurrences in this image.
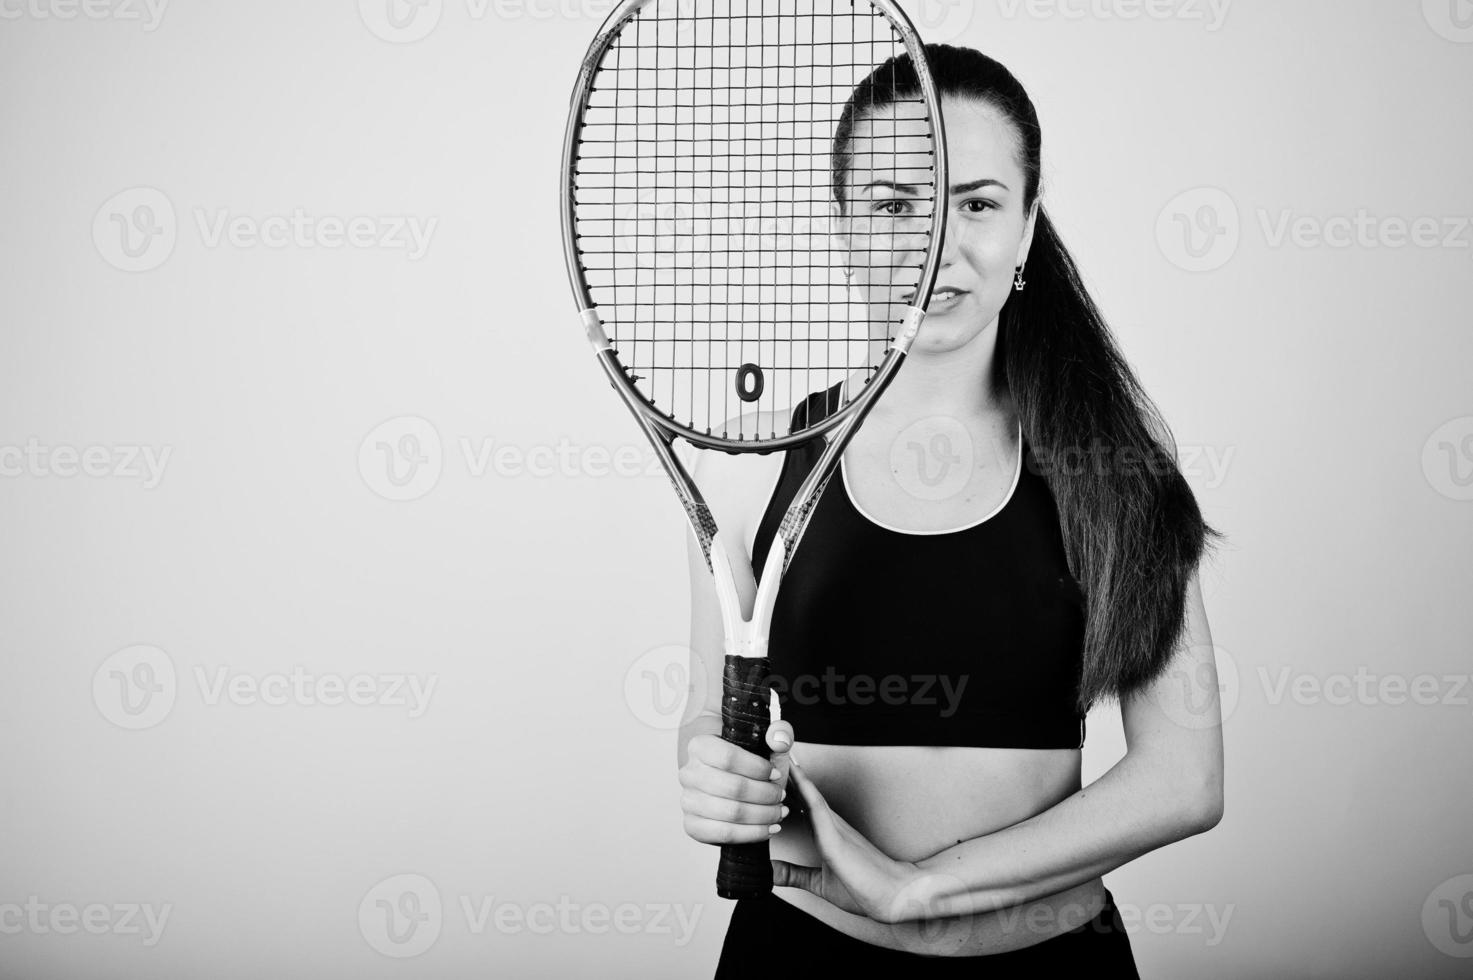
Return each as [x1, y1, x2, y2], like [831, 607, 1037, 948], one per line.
[562, 0, 949, 899]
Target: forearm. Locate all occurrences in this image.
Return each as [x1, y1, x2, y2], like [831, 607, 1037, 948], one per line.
[898, 750, 1220, 921]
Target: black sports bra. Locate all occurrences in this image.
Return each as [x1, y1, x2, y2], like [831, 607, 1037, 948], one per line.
[751, 384, 1087, 749]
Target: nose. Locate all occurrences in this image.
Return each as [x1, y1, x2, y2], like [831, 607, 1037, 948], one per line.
[935, 200, 960, 268]
[936, 193, 960, 268]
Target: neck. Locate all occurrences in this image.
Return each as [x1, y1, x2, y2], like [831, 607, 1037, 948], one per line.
[857, 318, 1012, 426]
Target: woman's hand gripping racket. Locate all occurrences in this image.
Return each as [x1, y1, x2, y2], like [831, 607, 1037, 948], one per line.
[561, 0, 947, 900]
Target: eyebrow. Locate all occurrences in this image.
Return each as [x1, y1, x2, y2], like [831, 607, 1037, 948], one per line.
[951, 178, 1009, 194]
[862, 177, 1010, 195]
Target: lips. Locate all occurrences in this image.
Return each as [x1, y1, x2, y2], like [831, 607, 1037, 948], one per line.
[901, 285, 970, 304]
[930, 287, 968, 302]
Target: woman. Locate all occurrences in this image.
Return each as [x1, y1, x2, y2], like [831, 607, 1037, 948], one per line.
[677, 44, 1226, 976]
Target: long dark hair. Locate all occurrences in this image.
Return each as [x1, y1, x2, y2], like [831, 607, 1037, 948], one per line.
[834, 44, 1226, 713]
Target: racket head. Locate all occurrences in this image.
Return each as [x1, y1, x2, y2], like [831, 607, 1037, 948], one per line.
[562, 0, 948, 452]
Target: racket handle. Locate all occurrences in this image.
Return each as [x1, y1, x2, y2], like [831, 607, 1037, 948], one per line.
[716, 654, 774, 900]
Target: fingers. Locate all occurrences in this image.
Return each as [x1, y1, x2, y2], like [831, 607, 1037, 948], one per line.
[678, 731, 797, 846]
[767, 720, 794, 754]
[680, 783, 788, 827]
[785, 757, 826, 815]
[682, 814, 783, 846]
[766, 720, 796, 791]
[687, 733, 779, 782]
[771, 860, 817, 891]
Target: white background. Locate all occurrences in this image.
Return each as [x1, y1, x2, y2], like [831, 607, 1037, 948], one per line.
[1, 0, 1471, 977]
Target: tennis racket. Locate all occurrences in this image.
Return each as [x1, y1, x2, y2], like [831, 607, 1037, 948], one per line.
[561, 0, 948, 900]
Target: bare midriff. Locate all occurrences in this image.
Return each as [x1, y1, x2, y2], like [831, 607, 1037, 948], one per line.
[770, 741, 1106, 957]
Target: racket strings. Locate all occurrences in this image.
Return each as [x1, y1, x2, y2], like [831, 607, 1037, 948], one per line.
[571, 0, 937, 446]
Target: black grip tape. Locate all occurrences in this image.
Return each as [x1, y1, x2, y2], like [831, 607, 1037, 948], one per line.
[715, 655, 774, 900]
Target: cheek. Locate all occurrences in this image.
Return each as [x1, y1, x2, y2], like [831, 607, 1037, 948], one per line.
[956, 221, 1021, 274]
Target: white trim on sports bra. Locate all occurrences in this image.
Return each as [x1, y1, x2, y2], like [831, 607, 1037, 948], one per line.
[840, 411, 1025, 537]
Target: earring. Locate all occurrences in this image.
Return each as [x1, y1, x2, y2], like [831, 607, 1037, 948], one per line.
[1013, 263, 1027, 292]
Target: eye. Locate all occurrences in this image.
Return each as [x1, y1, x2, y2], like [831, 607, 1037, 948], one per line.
[874, 199, 914, 216]
[962, 199, 998, 213]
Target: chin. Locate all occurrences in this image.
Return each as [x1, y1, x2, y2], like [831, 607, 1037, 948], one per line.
[909, 309, 994, 354]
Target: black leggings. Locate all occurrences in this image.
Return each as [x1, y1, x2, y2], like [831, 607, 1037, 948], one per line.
[715, 889, 1140, 978]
